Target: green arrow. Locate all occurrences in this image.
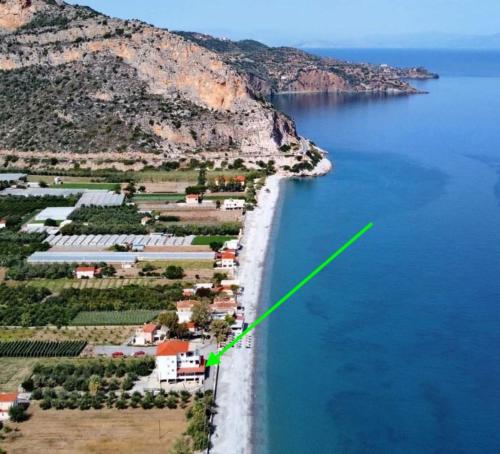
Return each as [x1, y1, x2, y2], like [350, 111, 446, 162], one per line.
[206, 222, 374, 367]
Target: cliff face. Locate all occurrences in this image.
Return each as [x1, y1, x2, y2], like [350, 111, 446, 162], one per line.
[175, 32, 438, 96]
[0, 0, 300, 166]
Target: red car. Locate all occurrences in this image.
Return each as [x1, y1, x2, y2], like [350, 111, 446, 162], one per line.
[112, 351, 124, 358]
[133, 351, 146, 357]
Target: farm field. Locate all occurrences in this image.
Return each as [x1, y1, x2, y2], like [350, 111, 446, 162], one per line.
[192, 235, 237, 246]
[0, 357, 38, 392]
[70, 310, 160, 326]
[9, 277, 174, 292]
[132, 193, 184, 202]
[0, 340, 86, 358]
[0, 326, 136, 345]
[3, 405, 187, 454]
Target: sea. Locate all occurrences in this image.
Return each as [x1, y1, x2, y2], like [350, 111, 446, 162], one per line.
[253, 49, 500, 454]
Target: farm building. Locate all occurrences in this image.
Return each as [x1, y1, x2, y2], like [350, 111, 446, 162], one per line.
[27, 251, 215, 264]
[1, 188, 94, 197]
[75, 191, 125, 207]
[34, 207, 75, 221]
[75, 266, 100, 279]
[44, 233, 195, 248]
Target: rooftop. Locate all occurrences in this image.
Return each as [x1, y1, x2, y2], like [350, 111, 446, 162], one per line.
[142, 323, 158, 333]
[0, 392, 18, 403]
[156, 340, 190, 356]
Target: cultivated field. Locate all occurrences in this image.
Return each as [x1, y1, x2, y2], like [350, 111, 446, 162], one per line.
[0, 358, 37, 392]
[0, 326, 136, 345]
[70, 310, 160, 326]
[3, 405, 187, 454]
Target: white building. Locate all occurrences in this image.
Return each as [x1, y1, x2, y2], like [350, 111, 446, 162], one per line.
[223, 239, 239, 251]
[0, 393, 18, 421]
[219, 251, 236, 268]
[156, 340, 205, 383]
[176, 300, 197, 323]
[222, 199, 245, 210]
[185, 194, 200, 205]
[75, 266, 100, 279]
[0, 219, 6, 229]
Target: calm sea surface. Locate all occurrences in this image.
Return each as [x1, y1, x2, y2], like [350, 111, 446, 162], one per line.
[253, 49, 500, 454]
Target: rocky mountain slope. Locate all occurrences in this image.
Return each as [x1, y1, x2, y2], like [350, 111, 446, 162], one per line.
[0, 0, 434, 173]
[0, 0, 304, 171]
[174, 32, 438, 96]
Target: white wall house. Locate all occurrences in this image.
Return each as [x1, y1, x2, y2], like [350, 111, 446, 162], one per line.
[75, 266, 99, 279]
[0, 393, 18, 421]
[156, 340, 205, 383]
[222, 199, 245, 210]
[176, 300, 196, 323]
[219, 251, 236, 268]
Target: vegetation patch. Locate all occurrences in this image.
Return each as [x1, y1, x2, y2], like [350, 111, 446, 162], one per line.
[70, 310, 160, 326]
[192, 235, 236, 246]
[0, 340, 86, 358]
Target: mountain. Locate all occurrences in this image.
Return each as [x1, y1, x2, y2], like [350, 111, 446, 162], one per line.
[0, 0, 304, 171]
[0, 0, 433, 173]
[174, 32, 437, 96]
[295, 33, 500, 50]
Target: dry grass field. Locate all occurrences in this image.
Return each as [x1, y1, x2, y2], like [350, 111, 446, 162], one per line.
[0, 326, 136, 345]
[3, 405, 187, 454]
[0, 358, 38, 392]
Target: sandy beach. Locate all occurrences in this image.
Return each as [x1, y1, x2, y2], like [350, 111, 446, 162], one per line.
[210, 175, 283, 454]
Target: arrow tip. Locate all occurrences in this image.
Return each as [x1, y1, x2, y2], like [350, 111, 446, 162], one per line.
[206, 352, 220, 367]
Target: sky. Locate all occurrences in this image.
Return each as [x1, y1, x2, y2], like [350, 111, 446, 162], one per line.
[68, 0, 500, 47]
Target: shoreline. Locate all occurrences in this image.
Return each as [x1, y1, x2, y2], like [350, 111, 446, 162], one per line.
[210, 175, 284, 454]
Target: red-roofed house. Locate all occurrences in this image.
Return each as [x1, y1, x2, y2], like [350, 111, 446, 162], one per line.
[219, 250, 236, 268]
[75, 266, 100, 279]
[211, 298, 237, 320]
[156, 340, 205, 383]
[134, 323, 166, 345]
[0, 392, 18, 421]
[185, 194, 200, 205]
[0, 219, 6, 229]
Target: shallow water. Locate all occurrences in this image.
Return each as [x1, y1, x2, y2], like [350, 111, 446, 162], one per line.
[254, 49, 500, 454]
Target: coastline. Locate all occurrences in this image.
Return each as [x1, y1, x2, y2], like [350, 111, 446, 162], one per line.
[210, 175, 284, 454]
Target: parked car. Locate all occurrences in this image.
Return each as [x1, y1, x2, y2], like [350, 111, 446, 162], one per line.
[133, 351, 146, 357]
[112, 351, 124, 358]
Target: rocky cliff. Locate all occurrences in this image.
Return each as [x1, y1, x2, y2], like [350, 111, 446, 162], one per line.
[0, 0, 305, 171]
[175, 32, 438, 96]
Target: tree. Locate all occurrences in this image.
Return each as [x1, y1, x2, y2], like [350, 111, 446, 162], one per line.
[209, 241, 223, 252]
[213, 272, 228, 285]
[88, 375, 101, 395]
[8, 404, 28, 422]
[210, 319, 230, 344]
[158, 311, 179, 335]
[169, 437, 193, 454]
[191, 300, 212, 331]
[164, 265, 184, 279]
[44, 218, 57, 227]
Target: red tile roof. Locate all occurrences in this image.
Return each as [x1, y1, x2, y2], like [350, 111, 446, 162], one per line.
[186, 322, 196, 329]
[156, 340, 190, 356]
[0, 392, 18, 403]
[142, 324, 158, 333]
[176, 300, 197, 310]
[76, 266, 97, 272]
[221, 251, 236, 260]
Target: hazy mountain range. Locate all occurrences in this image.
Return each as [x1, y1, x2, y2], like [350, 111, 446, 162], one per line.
[295, 33, 500, 50]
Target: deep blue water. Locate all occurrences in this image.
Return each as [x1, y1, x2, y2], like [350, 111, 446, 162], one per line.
[254, 50, 500, 454]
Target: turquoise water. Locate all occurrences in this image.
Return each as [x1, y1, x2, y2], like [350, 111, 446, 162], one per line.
[254, 50, 500, 453]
